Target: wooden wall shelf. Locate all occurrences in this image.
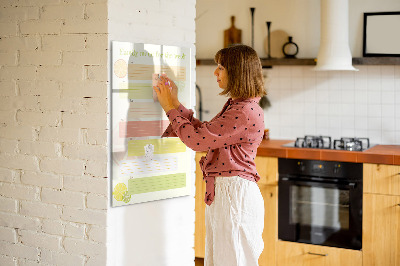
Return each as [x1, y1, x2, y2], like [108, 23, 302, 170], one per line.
[196, 57, 400, 67]
[352, 57, 400, 65]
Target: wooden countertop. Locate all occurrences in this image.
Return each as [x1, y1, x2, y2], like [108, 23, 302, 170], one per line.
[257, 139, 400, 165]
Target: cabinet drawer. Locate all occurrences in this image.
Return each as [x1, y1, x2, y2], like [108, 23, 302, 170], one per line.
[277, 241, 362, 266]
[364, 164, 400, 196]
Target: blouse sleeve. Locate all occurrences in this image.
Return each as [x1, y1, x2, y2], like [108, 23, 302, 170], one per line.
[165, 106, 249, 152]
[161, 103, 203, 138]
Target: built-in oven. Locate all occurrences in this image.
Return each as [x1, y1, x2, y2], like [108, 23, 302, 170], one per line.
[278, 158, 363, 250]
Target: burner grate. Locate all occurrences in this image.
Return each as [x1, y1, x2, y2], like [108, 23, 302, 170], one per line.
[295, 135, 332, 149]
[333, 137, 370, 151]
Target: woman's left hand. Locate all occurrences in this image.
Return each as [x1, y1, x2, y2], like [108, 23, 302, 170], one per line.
[153, 77, 175, 113]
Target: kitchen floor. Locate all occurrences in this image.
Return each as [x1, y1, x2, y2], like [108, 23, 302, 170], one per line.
[195, 257, 204, 265]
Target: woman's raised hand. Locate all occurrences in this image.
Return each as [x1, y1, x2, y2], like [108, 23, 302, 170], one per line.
[160, 74, 180, 108]
[153, 76, 175, 113]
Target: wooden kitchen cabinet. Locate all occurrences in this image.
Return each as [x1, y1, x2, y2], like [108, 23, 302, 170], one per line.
[255, 156, 278, 186]
[364, 163, 400, 196]
[256, 156, 279, 266]
[363, 163, 400, 266]
[363, 193, 400, 266]
[258, 184, 278, 266]
[195, 152, 207, 258]
[276, 241, 362, 266]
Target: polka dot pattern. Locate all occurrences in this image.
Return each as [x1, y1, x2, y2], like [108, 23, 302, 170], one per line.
[162, 98, 265, 205]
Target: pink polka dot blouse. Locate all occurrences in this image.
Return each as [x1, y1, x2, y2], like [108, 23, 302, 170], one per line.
[162, 97, 265, 205]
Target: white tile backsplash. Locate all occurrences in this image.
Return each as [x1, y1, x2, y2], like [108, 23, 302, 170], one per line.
[368, 130, 382, 143]
[368, 117, 382, 131]
[367, 77, 381, 91]
[367, 104, 382, 118]
[316, 89, 329, 103]
[382, 105, 395, 118]
[367, 91, 381, 105]
[196, 65, 400, 144]
[316, 115, 330, 129]
[341, 89, 355, 104]
[382, 78, 395, 91]
[316, 103, 330, 116]
[341, 104, 355, 116]
[382, 90, 395, 104]
[355, 117, 368, 130]
[381, 66, 395, 77]
[355, 104, 368, 117]
[382, 117, 396, 131]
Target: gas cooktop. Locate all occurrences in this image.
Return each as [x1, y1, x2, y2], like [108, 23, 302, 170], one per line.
[282, 135, 375, 151]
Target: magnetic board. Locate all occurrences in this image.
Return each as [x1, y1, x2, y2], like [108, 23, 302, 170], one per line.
[111, 41, 192, 206]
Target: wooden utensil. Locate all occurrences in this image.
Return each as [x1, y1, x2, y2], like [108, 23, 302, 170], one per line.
[224, 16, 242, 48]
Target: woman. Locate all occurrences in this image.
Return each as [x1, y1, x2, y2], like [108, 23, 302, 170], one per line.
[153, 44, 266, 266]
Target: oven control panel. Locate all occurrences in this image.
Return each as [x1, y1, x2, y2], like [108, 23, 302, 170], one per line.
[280, 158, 362, 180]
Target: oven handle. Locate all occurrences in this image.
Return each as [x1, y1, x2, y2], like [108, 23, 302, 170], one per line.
[280, 177, 356, 189]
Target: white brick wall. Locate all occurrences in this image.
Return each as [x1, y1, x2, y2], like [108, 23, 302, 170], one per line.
[0, 226, 17, 243]
[0, 0, 108, 265]
[64, 222, 85, 239]
[40, 249, 85, 266]
[1, 0, 198, 264]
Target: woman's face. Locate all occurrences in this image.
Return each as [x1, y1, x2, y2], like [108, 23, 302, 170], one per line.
[214, 64, 228, 90]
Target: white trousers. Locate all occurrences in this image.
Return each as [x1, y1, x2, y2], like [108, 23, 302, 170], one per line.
[205, 176, 264, 266]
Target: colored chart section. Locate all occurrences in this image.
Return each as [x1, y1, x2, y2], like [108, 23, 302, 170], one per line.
[127, 102, 164, 120]
[119, 156, 178, 176]
[119, 120, 170, 138]
[127, 138, 186, 156]
[128, 64, 186, 81]
[128, 173, 186, 195]
[113, 59, 128, 78]
[118, 83, 154, 99]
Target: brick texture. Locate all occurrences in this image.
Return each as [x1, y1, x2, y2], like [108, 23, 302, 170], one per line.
[19, 230, 61, 251]
[64, 222, 85, 239]
[40, 249, 85, 266]
[63, 237, 106, 257]
[20, 171, 62, 189]
[61, 207, 106, 226]
[0, 1, 108, 264]
[86, 193, 107, 210]
[0, 226, 17, 243]
[0, 0, 197, 264]
[42, 219, 64, 236]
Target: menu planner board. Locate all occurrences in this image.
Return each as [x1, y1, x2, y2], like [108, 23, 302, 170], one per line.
[111, 41, 192, 207]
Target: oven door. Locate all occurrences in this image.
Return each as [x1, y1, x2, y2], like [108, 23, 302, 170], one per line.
[278, 176, 362, 250]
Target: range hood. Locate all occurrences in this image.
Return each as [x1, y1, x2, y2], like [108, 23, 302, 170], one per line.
[314, 0, 358, 71]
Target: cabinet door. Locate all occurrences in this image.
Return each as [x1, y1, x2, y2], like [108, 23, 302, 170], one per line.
[195, 152, 207, 258]
[259, 185, 278, 266]
[255, 156, 278, 186]
[277, 241, 362, 266]
[364, 164, 400, 196]
[363, 193, 400, 266]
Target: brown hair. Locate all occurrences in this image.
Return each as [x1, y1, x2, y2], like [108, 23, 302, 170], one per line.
[214, 44, 266, 99]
